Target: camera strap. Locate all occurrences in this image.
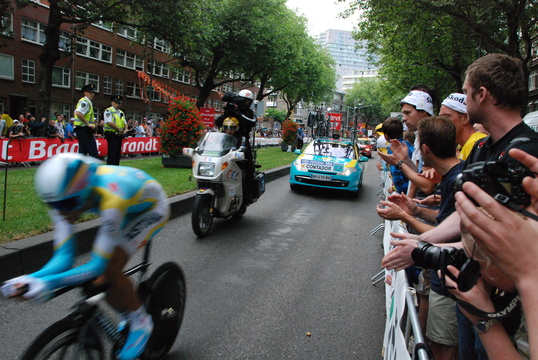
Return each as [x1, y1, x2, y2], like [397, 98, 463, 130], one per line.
[494, 193, 538, 222]
[457, 291, 520, 320]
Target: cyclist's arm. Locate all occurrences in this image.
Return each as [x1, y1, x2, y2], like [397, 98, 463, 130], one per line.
[30, 211, 76, 278]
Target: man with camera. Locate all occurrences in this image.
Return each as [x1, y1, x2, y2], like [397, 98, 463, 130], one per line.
[215, 89, 258, 203]
[382, 53, 538, 359]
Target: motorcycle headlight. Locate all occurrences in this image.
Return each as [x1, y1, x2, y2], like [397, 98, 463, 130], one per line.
[198, 162, 216, 176]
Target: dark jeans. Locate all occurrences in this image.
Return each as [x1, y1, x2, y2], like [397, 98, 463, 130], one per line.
[75, 126, 98, 158]
[457, 306, 488, 360]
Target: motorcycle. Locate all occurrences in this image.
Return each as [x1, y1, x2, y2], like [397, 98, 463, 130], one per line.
[183, 132, 265, 237]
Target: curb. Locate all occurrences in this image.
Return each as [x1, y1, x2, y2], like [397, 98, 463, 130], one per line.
[0, 165, 291, 282]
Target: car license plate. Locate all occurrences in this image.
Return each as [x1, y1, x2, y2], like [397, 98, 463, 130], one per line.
[311, 174, 332, 181]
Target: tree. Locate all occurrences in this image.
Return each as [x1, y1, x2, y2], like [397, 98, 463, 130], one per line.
[264, 108, 286, 124]
[343, 0, 538, 103]
[1, 0, 201, 127]
[344, 78, 388, 125]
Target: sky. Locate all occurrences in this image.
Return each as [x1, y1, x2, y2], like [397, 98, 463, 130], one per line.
[285, 0, 359, 36]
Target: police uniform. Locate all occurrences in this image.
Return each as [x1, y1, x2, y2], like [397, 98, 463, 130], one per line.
[104, 95, 126, 165]
[74, 84, 98, 158]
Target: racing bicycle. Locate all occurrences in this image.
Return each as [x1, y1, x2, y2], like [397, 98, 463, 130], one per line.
[20, 241, 186, 360]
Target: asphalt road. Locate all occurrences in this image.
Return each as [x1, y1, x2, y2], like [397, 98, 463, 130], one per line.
[0, 154, 387, 359]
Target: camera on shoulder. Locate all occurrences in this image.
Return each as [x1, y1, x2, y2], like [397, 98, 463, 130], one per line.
[454, 160, 533, 207]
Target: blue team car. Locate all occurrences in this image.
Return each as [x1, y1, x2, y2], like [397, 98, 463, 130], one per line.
[289, 137, 369, 197]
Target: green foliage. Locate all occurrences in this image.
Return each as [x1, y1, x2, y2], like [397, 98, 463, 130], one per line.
[159, 96, 205, 155]
[345, 78, 392, 124]
[0, 146, 295, 244]
[265, 108, 287, 124]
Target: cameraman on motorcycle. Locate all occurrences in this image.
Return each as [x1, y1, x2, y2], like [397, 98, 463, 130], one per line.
[216, 89, 257, 203]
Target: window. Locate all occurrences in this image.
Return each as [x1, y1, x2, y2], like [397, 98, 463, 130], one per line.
[59, 31, 71, 51]
[21, 18, 46, 44]
[223, 84, 233, 93]
[126, 81, 142, 98]
[93, 20, 113, 31]
[22, 59, 35, 83]
[103, 76, 112, 95]
[52, 66, 70, 88]
[0, 54, 14, 80]
[530, 70, 538, 91]
[2, 12, 13, 36]
[76, 36, 112, 63]
[117, 26, 136, 40]
[116, 50, 144, 70]
[149, 61, 169, 78]
[153, 39, 169, 53]
[115, 79, 123, 96]
[146, 87, 162, 102]
[173, 69, 191, 84]
[76, 71, 99, 91]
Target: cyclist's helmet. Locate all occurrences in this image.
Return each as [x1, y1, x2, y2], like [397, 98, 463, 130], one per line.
[35, 153, 102, 211]
[222, 117, 239, 132]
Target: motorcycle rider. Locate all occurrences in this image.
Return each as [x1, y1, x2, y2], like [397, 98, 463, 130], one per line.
[221, 116, 241, 146]
[215, 90, 257, 202]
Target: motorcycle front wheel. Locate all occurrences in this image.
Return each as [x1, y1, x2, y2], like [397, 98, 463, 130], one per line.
[192, 194, 214, 237]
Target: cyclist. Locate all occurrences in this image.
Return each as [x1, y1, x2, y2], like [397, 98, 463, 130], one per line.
[1, 153, 170, 360]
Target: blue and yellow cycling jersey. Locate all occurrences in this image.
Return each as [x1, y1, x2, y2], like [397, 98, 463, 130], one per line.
[30, 165, 170, 291]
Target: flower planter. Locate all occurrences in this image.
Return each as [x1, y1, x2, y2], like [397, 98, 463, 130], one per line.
[162, 154, 192, 168]
[281, 143, 296, 152]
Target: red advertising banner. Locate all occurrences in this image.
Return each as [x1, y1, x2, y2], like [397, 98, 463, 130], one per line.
[1, 137, 160, 163]
[200, 107, 216, 128]
[326, 113, 342, 131]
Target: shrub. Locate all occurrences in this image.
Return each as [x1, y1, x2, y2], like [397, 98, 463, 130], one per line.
[281, 119, 298, 144]
[159, 96, 205, 155]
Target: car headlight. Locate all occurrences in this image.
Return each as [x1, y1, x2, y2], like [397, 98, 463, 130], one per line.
[338, 167, 357, 176]
[198, 162, 216, 176]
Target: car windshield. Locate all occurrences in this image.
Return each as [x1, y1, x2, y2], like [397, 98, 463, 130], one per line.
[303, 140, 356, 159]
[358, 139, 370, 145]
[197, 132, 238, 156]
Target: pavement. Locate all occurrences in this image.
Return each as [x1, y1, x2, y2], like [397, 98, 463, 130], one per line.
[0, 165, 291, 283]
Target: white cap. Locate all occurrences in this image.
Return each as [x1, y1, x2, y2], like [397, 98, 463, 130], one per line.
[441, 93, 467, 114]
[401, 90, 434, 116]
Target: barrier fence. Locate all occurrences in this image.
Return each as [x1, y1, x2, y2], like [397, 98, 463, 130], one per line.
[0, 136, 282, 163]
[372, 170, 431, 360]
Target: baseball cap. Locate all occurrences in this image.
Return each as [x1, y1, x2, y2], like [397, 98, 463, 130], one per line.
[374, 123, 383, 133]
[13, 119, 19, 123]
[441, 93, 467, 114]
[401, 90, 434, 116]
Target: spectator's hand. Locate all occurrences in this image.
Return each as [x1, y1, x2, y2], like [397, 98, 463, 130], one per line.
[443, 265, 495, 323]
[381, 235, 419, 271]
[416, 194, 441, 207]
[376, 200, 408, 220]
[418, 168, 442, 184]
[388, 139, 410, 162]
[377, 150, 400, 166]
[456, 180, 538, 287]
[387, 193, 418, 215]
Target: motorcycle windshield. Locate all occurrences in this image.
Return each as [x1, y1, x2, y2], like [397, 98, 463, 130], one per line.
[198, 132, 238, 156]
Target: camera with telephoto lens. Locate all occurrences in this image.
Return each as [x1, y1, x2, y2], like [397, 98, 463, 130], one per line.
[222, 92, 242, 105]
[412, 242, 468, 273]
[454, 160, 533, 207]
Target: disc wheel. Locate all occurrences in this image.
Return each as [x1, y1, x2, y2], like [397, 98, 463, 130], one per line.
[140, 262, 187, 360]
[191, 194, 214, 237]
[22, 319, 103, 360]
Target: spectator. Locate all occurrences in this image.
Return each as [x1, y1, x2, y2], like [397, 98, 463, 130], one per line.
[45, 118, 64, 142]
[296, 123, 305, 150]
[0, 116, 5, 138]
[8, 119, 30, 139]
[28, 116, 46, 137]
[54, 114, 64, 136]
[473, 123, 489, 135]
[380, 117, 414, 195]
[382, 53, 538, 360]
[65, 118, 76, 140]
[146, 120, 153, 137]
[439, 93, 486, 161]
[135, 120, 146, 137]
[456, 148, 538, 359]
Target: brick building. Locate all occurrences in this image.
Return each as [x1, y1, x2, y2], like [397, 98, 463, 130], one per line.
[0, 1, 233, 124]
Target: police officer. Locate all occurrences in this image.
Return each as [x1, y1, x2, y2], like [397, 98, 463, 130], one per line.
[74, 84, 98, 158]
[103, 95, 126, 165]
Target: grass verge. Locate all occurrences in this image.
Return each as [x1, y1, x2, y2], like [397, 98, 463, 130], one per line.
[0, 146, 296, 244]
